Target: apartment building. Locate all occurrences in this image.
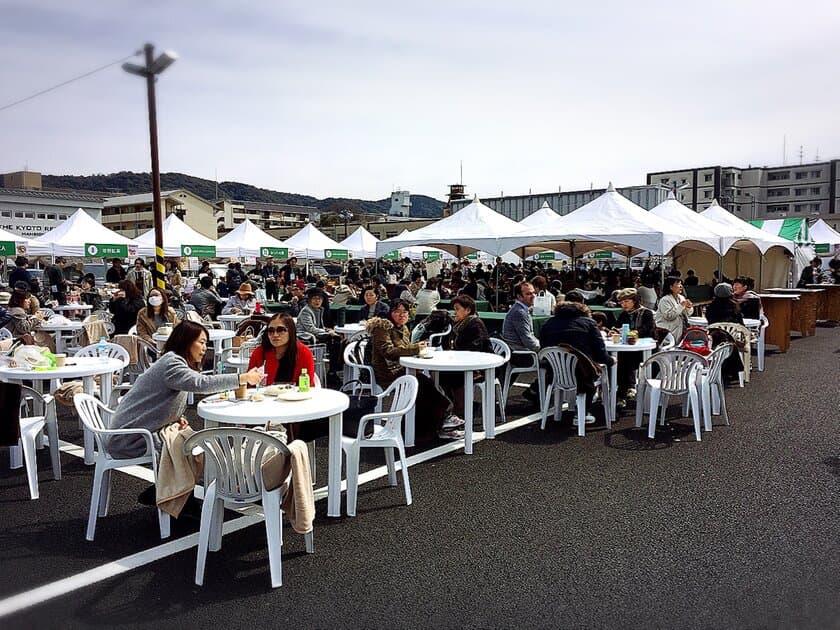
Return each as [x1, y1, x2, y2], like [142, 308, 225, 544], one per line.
[102, 189, 218, 239]
[216, 199, 320, 234]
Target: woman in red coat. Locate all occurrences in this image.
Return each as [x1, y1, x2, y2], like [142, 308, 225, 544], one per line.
[248, 312, 315, 385]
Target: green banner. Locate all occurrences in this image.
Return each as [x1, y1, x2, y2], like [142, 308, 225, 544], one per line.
[259, 247, 289, 258]
[382, 250, 400, 260]
[0, 241, 17, 256]
[465, 252, 478, 260]
[323, 249, 348, 260]
[181, 245, 216, 257]
[592, 251, 613, 259]
[85, 243, 128, 258]
[536, 252, 556, 260]
[815, 243, 831, 254]
[422, 251, 441, 261]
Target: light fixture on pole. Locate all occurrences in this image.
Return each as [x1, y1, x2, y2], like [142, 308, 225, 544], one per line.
[123, 43, 178, 292]
[340, 209, 354, 239]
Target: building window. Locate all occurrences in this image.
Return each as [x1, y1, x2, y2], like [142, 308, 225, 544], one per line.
[794, 204, 804, 212]
[47, 213, 56, 220]
[736, 205, 742, 212]
[811, 187, 821, 195]
[812, 203, 821, 212]
[37, 213, 47, 219]
[795, 171, 808, 180]
[704, 174, 713, 182]
[660, 177, 669, 184]
[0, 211, 9, 218]
[767, 188, 790, 197]
[704, 190, 711, 198]
[811, 170, 822, 177]
[768, 204, 788, 213]
[768, 171, 790, 181]
[795, 188, 807, 197]
[13, 212, 23, 218]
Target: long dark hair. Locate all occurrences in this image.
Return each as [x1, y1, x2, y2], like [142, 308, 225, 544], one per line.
[260, 312, 298, 383]
[145, 288, 171, 320]
[118, 278, 141, 301]
[162, 320, 208, 370]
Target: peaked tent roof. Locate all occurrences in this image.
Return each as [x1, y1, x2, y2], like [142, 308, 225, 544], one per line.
[0, 227, 33, 254]
[215, 219, 292, 258]
[808, 219, 840, 247]
[749, 218, 812, 245]
[519, 201, 563, 227]
[375, 197, 535, 257]
[700, 200, 794, 254]
[517, 184, 718, 256]
[339, 226, 379, 260]
[284, 223, 346, 259]
[135, 213, 216, 257]
[387, 231, 456, 262]
[649, 193, 742, 255]
[29, 208, 137, 257]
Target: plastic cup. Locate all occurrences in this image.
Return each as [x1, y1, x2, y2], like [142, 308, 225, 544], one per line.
[235, 385, 248, 399]
[54, 354, 67, 367]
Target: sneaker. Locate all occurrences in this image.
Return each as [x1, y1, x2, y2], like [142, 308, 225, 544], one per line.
[572, 414, 597, 426]
[626, 388, 637, 400]
[615, 398, 627, 411]
[442, 414, 465, 429]
[438, 428, 465, 440]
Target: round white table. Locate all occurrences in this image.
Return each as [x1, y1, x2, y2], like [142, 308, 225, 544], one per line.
[39, 321, 85, 354]
[0, 356, 126, 464]
[153, 328, 235, 370]
[218, 313, 249, 331]
[604, 337, 657, 419]
[400, 350, 505, 453]
[688, 316, 761, 330]
[197, 387, 350, 517]
[52, 304, 93, 317]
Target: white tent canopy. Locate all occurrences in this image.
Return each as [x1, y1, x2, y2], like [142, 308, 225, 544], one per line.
[384, 231, 456, 262]
[0, 226, 33, 256]
[517, 184, 719, 257]
[376, 197, 535, 257]
[135, 213, 216, 257]
[284, 223, 347, 260]
[700, 201, 794, 255]
[809, 219, 840, 254]
[519, 201, 563, 227]
[339, 226, 379, 260]
[29, 208, 137, 257]
[215, 219, 292, 259]
[649, 193, 744, 255]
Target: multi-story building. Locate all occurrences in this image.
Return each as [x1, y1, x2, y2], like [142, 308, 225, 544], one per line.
[216, 199, 320, 234]
[647, 159, 840, 231]
[450, 185, 668, 220]
[0, 171, 104, 238]
[389, 191, 411, 217]
[102, 189, 217, 239]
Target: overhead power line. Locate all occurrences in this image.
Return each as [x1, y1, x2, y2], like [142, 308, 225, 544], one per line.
[0, 50, 142, 113]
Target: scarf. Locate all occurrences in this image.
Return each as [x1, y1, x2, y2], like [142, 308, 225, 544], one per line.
[452, 314, 476, 341]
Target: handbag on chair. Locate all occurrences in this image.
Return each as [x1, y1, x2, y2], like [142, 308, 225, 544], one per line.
[340, 381, 378, 438]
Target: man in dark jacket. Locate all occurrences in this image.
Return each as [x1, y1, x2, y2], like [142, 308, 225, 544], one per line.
[8, 257, 36, 293]
[539, 302, 613, 368]
[43, 257, 68, 305]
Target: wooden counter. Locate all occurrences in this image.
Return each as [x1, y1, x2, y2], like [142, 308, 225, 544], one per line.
[765, 288, 823, 337]
[805, 284, 840, 321]
[756, 294, 799, 352]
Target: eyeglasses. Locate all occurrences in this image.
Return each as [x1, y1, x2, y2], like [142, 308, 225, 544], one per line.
[267, 326, 289, 335]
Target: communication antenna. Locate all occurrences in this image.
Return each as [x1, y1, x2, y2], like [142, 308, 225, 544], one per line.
[798, 145, 804, 165]
[815, 147, 820, 161]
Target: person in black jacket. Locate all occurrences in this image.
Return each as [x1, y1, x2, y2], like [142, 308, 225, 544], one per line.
[108, 279, 146, 334]
[705, 283, 744, 325]
[8, 257, 36, 293]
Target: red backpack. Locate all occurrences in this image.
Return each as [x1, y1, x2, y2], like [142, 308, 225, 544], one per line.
[679, 326, 712, 356]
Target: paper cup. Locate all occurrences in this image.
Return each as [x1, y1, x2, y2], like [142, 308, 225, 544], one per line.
[54, 354, 67, 367]
[235, 385, 248, 400]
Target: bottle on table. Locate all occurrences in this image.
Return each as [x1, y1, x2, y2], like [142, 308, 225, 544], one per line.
[620, 324, 629, 345]
[97, 336, 108, 362]
[298, 368, 310, 392]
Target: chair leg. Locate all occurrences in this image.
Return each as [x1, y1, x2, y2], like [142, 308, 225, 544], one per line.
[21, 432, 40, 500]
[396, 442, 412, 506]
[575, 393, 586, 437]
[45, 411, 61, 481]
[501, 366, 512, 407]
[647, 387, 661, 439]
[538, 370, 548, 430]
[158, 509, 171, 539]
[209, 496, 225, 552]
[689, 385, 702, 441]
[344, 443, 360, 517]
[86, 463, 105, 541]
[307, 440, 317, 486]
[717, 383, 730, 426]
[701, 381, 712, 433]
[263, 488, 283, 588]
[384, 447, 397, 486]
[738, 371, 745, 388]
[495, 381, 506, 424]
[195, 482, 217, 586]
[634, 382, 645, 428]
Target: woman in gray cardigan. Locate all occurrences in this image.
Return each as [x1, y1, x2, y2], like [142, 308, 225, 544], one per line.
[109, 320, 263, 458]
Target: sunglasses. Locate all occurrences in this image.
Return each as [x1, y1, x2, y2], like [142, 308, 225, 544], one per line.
[267, 326, 289, 334]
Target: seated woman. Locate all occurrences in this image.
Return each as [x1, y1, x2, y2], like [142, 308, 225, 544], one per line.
[358, 286, 390, 320]
[297, 288, 342, 376]
[705, 283, 744, 325]
[109, 279, 145, 335]
[731, 276, 762, 320]
[5, 284, 46, 344]
[79, 275, 103, 311]
[136, 288, 180, 344]
[109, 320, 263, 459]
[222, 282, 256, 315]
[614, 287, 656, 410]
[366, 299, 463, 440]
[439, 295, 493, 421]
[654, 277, 693, 342]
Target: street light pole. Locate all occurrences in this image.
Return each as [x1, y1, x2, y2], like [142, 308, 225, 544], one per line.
[123, 43, 178, 292]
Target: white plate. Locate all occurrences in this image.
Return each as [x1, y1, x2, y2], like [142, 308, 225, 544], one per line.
[277, 390, 313, 401]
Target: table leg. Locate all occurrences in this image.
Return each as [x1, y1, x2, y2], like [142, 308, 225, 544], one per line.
[404, 368, 416, 447]
[463, 370, 474, 455]
[54, 333, 65, 355]
[327, 412, 343, 517]
[609, 352, 618, 421]
[484, 367, 496, 439]
[82, 375, 95, 464]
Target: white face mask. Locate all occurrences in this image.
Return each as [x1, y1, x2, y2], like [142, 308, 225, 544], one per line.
[148, 296, 163, 307]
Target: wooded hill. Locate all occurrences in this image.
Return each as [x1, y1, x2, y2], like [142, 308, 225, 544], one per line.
[41, 171, 445, 218]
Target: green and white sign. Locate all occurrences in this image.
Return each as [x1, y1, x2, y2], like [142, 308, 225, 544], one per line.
[422, 251, 441, 262]
[323, 249, 348, 260]
[536, 252, 556, 261]
[260, 247, 289, 258]
[181, 245, 216, 257]
[0, 241, 17, 256]
[85, 243, 128, 258]
[465, 252, 479, 260]
[382, 250, 400, 260]
[592, 251, 613, 259]
[815, 243, 830, 254]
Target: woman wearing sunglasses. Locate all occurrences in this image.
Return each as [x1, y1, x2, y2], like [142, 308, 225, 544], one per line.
[248, 312, 315, 385]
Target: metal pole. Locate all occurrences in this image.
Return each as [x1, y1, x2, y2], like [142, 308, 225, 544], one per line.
[144, 43, 166, 292]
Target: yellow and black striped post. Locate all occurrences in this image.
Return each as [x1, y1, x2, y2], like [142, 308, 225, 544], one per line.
[155, 246, 166, 291]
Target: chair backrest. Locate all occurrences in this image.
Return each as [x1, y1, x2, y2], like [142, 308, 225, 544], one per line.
[297, 331, 317, 346]
[708, 322, 750, 349]
[183, 428, 289, 501]
[537, 346, 579, 391]
[0, 327, 12, 341]
[308, 343, 328, 387]
[659, 332, 676, 351]
[490, 337, 511, 364]
[75, 342, 131, 365]
[128, 324, 138, 335]
[375, 374, 419, 435]
[641, 349, 706, 395]
[705, 342, 734, 384]
[73, 393, 111, 434]
[428, 324, 452, 348]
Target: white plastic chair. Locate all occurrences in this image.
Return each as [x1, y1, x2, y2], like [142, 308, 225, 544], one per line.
[659, 332, 676, 351]
[697, 343, 734, 432]
[13, 385, 61, 499]
[128, 324, 138, 335]
[501, 348, 539, 405]
[754, 315, 769, 372]
[428, 324, 452, 348]
[476, 338, 510, 425]
[342, 375, 418, 517]
[75, 342, 130, 383]
[182, 428, 314, 588]
[343, 338, 383, 398]
[73, 393, 170, 541]
[0, 327, 12, 341]
[634, 350, 705, 441]
[708, 322, 751, 386]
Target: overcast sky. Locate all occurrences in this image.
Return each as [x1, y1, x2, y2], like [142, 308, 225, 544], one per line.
[2, 0, 839, 201]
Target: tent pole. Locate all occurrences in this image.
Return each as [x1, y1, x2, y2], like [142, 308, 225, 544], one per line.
[495, 263, 500, 311]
